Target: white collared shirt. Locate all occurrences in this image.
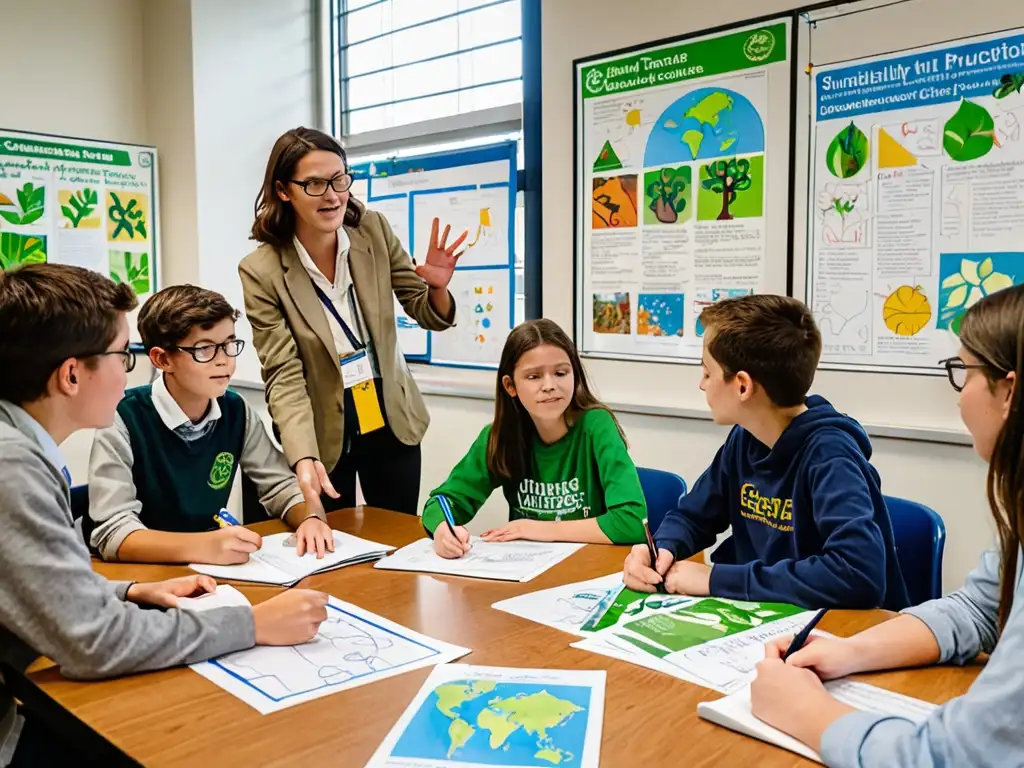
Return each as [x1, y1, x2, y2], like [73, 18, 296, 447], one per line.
[6, 402, 66, 478]
[293, 231, 368, 358]
[152, 373, 220, 441]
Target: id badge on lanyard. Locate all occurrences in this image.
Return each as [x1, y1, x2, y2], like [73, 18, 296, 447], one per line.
[312, 281, 384, 435]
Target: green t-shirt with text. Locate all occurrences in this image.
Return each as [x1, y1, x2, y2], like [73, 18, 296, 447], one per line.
[422, 408, 646, 544]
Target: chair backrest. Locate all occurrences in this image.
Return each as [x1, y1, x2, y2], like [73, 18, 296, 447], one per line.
[69, 484, 89, 521]
[884, 495, 946, 606]
[636, 467, 687, 534]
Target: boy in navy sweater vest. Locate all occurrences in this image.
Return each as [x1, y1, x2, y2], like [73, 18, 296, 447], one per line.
[624, 295, 909, 610]
[88, 285, 334, 564]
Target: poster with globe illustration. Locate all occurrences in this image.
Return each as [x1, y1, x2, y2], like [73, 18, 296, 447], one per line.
[367, 664, 605, 768]
[576, 21, 789, 361]
[808, 27, 1024, 373]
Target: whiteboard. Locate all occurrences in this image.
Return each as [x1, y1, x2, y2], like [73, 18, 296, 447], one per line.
[574, 18, 793, 363]
[0, 129, 159, 344]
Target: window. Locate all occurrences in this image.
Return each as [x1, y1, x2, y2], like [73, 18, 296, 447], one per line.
[334, 0, 535, 332]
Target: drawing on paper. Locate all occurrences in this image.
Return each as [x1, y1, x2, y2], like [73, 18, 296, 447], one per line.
[592, 175, 638, 228]
[637, 293, 683, 336]
[580, 587, 691, 634]
[698, 155, 762, 221]
[0, 233, 46, 269]
[107, 191, 149, 242]
[391, 679, 593, 767]
[593, 140, 623, 172]
[0, 182, 45, 226]
[814, 283, 870, 356]
[943, 99, 998, 162]
[878, 119, 942, 163]
[643, 166, 690, 225]
[817, 181, 870, 246]
[882, 285, 931, 336]
[693, 288, 753, 336]
[644, 87, 765, 166]
[593, 98, 650, 168]
[209, 604, 442, 703]
[592, 292, 630, 334]
[994, 72, 1024, 99]
[58, 188, 100, 228]
[109, 250, 151, 295]
[825, 122, 869, 178]
[938, 253, 1023, 332]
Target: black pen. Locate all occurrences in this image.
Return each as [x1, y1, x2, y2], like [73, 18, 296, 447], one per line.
[642, 518, 666, 594]
[782, 609, 829, 660]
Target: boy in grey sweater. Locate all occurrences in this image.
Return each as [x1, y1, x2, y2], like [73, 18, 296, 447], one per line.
[0, 264, 328, 766]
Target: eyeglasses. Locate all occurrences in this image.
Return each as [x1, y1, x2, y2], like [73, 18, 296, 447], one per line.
[938, 356, 989, 392]
[289, 174, 352, 197]
[171, 339, 245, 363]
[79, 348, 137, 373]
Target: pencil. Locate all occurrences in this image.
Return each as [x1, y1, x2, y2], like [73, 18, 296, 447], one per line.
[642, 518, 666, 594]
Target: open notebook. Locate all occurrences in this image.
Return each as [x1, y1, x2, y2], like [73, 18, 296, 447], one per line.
[698, 679, 937, 763]
[190, 530, 394, 586]
[374, 537, 584, 582]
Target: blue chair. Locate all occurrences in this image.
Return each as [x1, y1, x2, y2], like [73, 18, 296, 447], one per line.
[637, 467, 687, 534]
[885, 495, 946, 606]
[70, 484, 89, 521]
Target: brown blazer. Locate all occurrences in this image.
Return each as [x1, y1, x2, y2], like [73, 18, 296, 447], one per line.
[238, 207, 455, 472]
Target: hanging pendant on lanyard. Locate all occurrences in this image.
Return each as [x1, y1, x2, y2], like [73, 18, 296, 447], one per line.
[312, 281, 384, 434]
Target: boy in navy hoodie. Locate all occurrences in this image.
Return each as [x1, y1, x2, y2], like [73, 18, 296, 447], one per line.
[623, 295, 909, 610]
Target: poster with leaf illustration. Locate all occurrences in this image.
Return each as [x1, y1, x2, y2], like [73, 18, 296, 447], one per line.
[809, 26, 1024, 374]
[0, 129, 159, 344]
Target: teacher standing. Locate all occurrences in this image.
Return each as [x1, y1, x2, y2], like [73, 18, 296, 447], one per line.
[240, 127, 466, 516]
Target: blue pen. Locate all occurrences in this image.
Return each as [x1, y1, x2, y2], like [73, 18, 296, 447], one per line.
[214, 509, 241, 528]
[782, 608, 829, 660]
[437, 495, 458, 538]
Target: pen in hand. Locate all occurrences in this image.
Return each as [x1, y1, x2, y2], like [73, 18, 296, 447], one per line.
[782, 608, 829, 660]
[438, 495, 469, 554]
[642, 518, 667, 594]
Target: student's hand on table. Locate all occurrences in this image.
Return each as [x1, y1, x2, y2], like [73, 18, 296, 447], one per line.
[764, 633, 863, 681]
[623, 544, 674, 592]
[126, 575, 217, 609]
[199, 526, 262, 564]
[295, 458, 339, 512]
[433, 523, 471, 559]
[295, 516, 335, 558]
[481, 519, 542, 543]
[663, 560, 711, 596]
[415, 217, 468, 288]
[751, 647, 855, 750]
[252, 589, 329, 645]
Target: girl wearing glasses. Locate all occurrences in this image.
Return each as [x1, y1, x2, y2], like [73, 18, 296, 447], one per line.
[749, 283, 1024, 766]
[240, 127, 466, 517]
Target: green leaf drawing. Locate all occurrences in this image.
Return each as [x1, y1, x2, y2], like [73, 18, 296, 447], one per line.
[0, 182, 46, 225]
[0, 233, 47, 270]
[993, 72, 1024, 99]
[700, 157, 753, 220]
[109, 250, 151, 295]
[646, 167, 688, 224]
[109, 193, 148, 240]
[943, 99, 996, 162]
[825, 122, 869, 178]
[63, 187, 98, 227]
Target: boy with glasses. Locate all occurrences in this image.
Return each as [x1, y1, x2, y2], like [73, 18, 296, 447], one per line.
[87, 285, 335, 564]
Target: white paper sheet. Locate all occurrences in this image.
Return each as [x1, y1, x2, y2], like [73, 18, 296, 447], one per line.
[190, 530, 394, 585]
[190, 596, 469, 714]
[178, 584, 250, 612]
[491, 573, 624, 635]
[374, 537, 584, 582]
[366, 664, 605, 768]
[697, 680, 938, 763]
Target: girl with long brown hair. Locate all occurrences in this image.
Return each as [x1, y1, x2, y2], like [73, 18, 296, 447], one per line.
[748, 284, 1024, 766]
[240, 127, 466, 517]
[422, 319, 647, 558]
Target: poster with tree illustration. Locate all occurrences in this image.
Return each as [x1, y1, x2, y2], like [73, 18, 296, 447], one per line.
[809, 26, 1024, 373]
[576, 21, 783, 362]
[0, 129, 159, 343]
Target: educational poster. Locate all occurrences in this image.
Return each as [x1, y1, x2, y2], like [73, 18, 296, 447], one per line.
[0, 130, 159, 342]
[359, 142, 516, 369]
[576, 23, 788, 361]
[808, 28, 1024, 372]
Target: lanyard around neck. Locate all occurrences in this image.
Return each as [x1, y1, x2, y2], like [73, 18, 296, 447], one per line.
[311, 281, 364, 352]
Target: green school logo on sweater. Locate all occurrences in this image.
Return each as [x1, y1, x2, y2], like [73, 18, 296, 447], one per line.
[208, 452, 235, 490]
[516, 478, 590, 520]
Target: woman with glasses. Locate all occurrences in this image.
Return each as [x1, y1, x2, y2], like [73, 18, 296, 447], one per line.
[747, 283, 1024, 766]
[240, 127, 466, 517]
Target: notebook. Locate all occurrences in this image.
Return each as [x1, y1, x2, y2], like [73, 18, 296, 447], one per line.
[697, 679, 937, 763]
[373, 537, 584, 582]
[190, 530, 394, 586]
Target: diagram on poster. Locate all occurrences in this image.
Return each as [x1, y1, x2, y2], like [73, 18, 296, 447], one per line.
[413, 185, 510, 268]
[576, 22, 788, 361]
[430, 269, 512, 367]
[808, 28, 1024, 372]
[0, 130, 159, 342]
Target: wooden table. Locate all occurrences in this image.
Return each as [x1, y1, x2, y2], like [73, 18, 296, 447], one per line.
[29, 508, 980, 767]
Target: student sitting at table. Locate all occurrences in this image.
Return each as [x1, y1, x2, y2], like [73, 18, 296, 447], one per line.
[0, 264, 329, 766]
[623, 295, 909, 610]
[423, 318, 646, 558]
[86, 285, 335, 564]
[750, 284, 1024, 766]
